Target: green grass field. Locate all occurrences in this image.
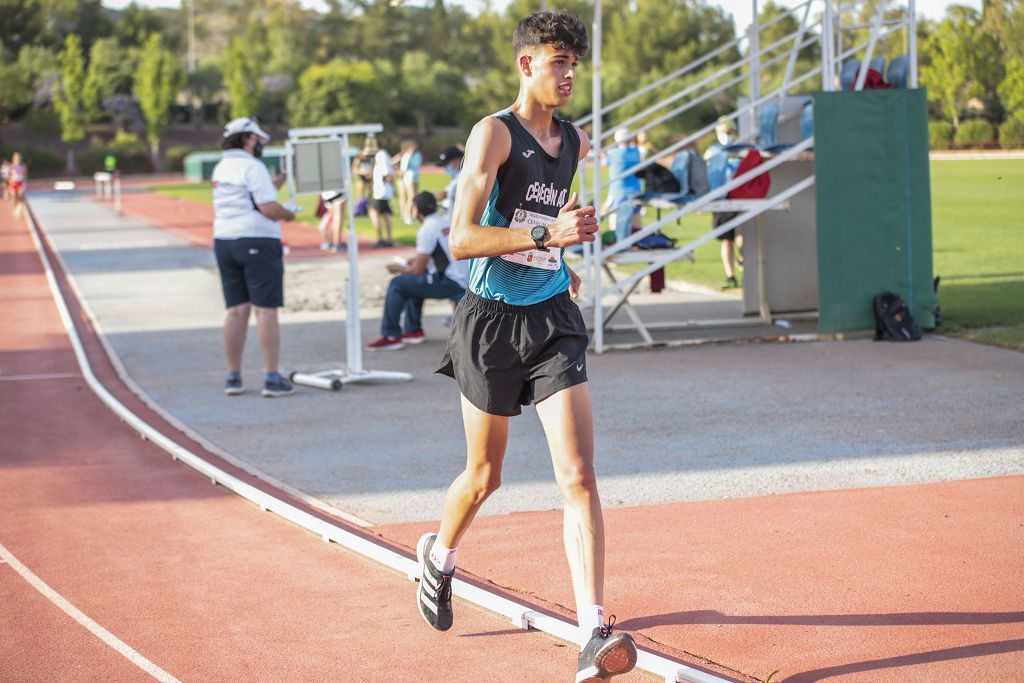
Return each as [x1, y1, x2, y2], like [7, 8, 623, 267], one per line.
[152, 159, 1024, 350]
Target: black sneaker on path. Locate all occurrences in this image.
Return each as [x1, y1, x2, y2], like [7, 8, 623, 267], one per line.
[416, 532, 454, 631]
[576, 617, 637, 682]
[262, 375, 295, 398]
[224, 375, 243, 396]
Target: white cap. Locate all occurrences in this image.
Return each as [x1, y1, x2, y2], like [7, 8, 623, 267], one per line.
[614, 128, 631, 143]
[223, 117, 270, 141]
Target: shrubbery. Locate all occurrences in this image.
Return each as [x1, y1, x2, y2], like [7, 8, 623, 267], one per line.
[928, 120, 955, 149]
[954, 119, 994, 148]
[164, 145, 194, 171]
[998, 115, 1024, 149]
[21, 147, 64, 174]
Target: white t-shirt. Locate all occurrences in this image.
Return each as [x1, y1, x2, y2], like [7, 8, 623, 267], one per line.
[211, 149, 281, 239]
[415, 213, 468, 290]
[441, 170, 460, 212]
[372, 149, 394, 201]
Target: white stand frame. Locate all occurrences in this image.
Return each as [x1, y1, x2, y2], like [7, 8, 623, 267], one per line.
[282, 124, 412, 390]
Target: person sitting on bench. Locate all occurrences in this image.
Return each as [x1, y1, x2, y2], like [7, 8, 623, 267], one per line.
[366, 192, 468, 351]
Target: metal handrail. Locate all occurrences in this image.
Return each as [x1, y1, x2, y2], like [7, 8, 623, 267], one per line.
[574, 0, 816, 127]
[599, 20, 822, 146]
[604, 61, 822, 191]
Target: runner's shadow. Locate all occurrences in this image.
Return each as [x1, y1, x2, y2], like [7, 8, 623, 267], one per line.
[616, 610, 1024, 629]
[783, 639, 1024, 681]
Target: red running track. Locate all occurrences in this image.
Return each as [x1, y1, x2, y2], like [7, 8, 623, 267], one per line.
[6, 190, 1024, 682]
[0, 200, 655, 681]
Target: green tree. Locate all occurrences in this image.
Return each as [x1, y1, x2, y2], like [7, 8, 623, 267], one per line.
[223, 36, 263, 119]
[135, 34, 183, 169]
[756, 0, 820, 96]
[920, 8, 976, 126]
[0, 63, 31, 121]
[84, 38, 135, 121]
[603, 0, 738, 143]
[998, 57, 1024, 114]
[113, 2, 162, 48]
[288, 59, 389, 127]
[0, 0, 45, 55]
[398, 51, 466, 134]
[53, 34, 90, 173]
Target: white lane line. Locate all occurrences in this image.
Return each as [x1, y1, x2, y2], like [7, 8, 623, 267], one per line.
[0, 372, 80, 382]
[0, 542, 180, 683]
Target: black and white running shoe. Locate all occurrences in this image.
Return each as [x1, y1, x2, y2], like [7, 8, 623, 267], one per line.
[576, 617, 637, 682]
[416, 532, 454, 631]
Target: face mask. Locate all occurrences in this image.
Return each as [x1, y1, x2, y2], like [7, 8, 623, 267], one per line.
[444, 165, 458, 178]
[253, 140, 264, 158]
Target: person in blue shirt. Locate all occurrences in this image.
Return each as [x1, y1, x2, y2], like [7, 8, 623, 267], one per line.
[602, 128, 642, 241]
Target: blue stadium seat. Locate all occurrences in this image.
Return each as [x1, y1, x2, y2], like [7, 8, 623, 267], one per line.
[887, 55, 909, 88]
[671, 151, 691, 196]
[801, 102, 814, 140]
[840, 59, 861, 90]
[707, 152, 731, 190]
[869, 56, 886, 77]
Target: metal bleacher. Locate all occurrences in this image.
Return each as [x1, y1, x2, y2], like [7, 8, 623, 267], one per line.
[576, 0, 920, 352]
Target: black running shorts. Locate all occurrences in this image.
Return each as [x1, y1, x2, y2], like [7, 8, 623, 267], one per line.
[437, 290, 589, 416]
[214, 237, 284, 308]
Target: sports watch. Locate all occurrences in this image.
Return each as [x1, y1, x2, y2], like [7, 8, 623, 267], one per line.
[530, 225, 550, 251]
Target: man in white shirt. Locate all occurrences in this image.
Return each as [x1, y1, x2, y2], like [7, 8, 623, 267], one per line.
[211, 117, 297, 397]
[370, 146, 395, 247]
[366, 192, 468, 350]
[435, 145, 463, 212]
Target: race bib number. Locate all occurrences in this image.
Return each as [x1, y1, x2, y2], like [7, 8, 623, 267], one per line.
[500, 208, 562, 271]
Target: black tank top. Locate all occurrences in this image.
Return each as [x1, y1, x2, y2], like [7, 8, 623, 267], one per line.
[471, 109, 581, 305]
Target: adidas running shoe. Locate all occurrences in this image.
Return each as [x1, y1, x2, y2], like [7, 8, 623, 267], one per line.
[576, 617, 637, 682]
[416, 532, 454, 631]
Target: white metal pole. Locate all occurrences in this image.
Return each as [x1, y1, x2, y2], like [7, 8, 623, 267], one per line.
[822, 0, 835, 91]
[749, 0, 760, 133]
[591, 0, 605, 354]
[908, 0, 918, 87]
[854, 0, 888, 91]
[343, 133, 362, 373]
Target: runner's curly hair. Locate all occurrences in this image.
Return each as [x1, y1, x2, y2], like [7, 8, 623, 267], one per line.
[513, 10, 588, 58]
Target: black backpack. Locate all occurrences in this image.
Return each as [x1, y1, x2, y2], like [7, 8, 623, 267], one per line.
[636, 163, 681, 194]
[873, 292, 922, 341]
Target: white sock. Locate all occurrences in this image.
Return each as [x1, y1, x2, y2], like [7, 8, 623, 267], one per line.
[429, 540, 457, 574]
[580, 604, 605, 642]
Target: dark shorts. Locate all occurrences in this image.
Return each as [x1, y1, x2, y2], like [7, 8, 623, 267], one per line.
[372, 199, 392, 214]
[713, 212, 739, 241]
[214, 237, 284, 308]
[437, 290, 589, 417]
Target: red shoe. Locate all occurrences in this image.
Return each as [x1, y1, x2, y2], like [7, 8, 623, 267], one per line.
[366, 335, 404, 351]
[402, 330, 426, 344]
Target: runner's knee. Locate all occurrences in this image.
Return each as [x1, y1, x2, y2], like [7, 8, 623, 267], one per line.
[555, 464, 597, 501]
[465, 465, 501, 504]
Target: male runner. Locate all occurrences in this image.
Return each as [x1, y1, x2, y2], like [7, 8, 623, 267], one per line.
[416, 10, 637, 683]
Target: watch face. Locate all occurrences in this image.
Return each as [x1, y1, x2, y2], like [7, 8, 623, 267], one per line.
[531, 225, 546, 240]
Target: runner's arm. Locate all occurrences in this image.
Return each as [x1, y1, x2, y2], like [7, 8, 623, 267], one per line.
[449, 118, 598, 260]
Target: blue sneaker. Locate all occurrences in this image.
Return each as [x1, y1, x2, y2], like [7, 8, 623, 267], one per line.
[224, 374, 243, 396]
[262, 374, 295, 398]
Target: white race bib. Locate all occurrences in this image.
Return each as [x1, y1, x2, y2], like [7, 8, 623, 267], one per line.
[500, 208, 562, 271]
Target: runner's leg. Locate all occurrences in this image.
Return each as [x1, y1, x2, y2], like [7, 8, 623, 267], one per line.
[436, 395, 509, 549]
[535, 382, 604, 623]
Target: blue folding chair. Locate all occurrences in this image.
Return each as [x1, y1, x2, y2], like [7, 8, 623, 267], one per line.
[801, 102, 814, 141]
[887, 55, 909, 88]
[840, 59, 861, 90]
[706, 152, 731, 190]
